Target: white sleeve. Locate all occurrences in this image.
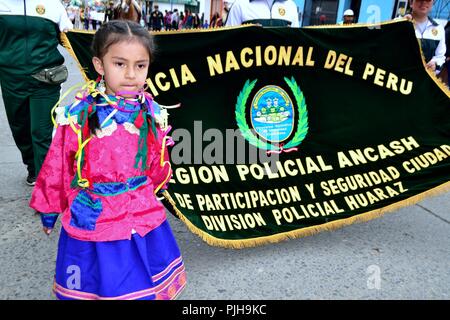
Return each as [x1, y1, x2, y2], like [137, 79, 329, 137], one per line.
[225, 1, 243, 26]
[289, 2, 299, 28]
[56, 1, 73, 31]
[430, 27, 446, 67]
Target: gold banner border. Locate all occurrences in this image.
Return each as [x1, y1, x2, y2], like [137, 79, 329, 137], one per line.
[163, 181, 450, 249]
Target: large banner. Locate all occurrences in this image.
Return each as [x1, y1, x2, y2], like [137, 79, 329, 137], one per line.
[63, 21, 450, 248]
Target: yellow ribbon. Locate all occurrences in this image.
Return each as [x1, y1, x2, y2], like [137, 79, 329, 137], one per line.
[50, 82, 85, 127]
[55, 81, 171, 191]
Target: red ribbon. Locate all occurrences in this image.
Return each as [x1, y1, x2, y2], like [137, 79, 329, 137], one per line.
[134, 110, 144, 129]
[266, 145, 298, 155]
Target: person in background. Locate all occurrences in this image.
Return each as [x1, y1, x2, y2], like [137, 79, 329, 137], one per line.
[405, 0, 446, 74]
[341, 9, 355, 24]
[84, 4, 90, 30]
[225, 0, 299, 27]
[210, 12, 223, 28]
[164, 10, 172, 30]
[0, 0, 73, 185]
[91, 12, 98, 30]
[222, 1, 231, 23]
[74, 6, 82, 29]
[150, 5, 163, 31]
[193, 13, 200, 29]
[104, 1, 114, 23]
[184, 9, 193, 29]
[178, 11, 184, 29]
[67, 5, 76, 25]
[171, 9, 179, 30]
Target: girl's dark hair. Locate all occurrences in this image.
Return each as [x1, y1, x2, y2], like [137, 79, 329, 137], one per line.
[91, 20, 155, 62]
[89, 20, 156, 135]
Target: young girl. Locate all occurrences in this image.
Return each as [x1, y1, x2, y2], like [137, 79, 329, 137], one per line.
[30, 20, 186, 300]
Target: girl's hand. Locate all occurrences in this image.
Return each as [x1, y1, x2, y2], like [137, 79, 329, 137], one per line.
[43, 227, 53, 235]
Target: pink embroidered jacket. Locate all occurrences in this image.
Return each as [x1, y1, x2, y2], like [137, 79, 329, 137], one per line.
[30, 101, 172, 242]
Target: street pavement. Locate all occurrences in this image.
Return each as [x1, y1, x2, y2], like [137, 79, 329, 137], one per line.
[0, 46, 449, 300]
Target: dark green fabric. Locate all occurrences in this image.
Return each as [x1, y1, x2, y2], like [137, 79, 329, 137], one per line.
[1, 79, 60, 176]
[0, 15, 63, 84]
[65, 21, 450, 245]
[0, 14, 63, 177]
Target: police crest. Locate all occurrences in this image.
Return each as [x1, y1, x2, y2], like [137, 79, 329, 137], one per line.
[235, 77, 308, 152]
[36, 4, 45, 15]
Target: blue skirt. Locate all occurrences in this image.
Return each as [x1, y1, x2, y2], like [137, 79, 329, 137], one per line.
[53, 220, 186, 300]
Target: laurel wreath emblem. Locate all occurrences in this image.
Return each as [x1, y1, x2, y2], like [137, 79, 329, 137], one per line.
[235, 77, 308, 151]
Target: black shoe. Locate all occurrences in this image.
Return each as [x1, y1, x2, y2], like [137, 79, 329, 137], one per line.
[26, 173, 36, 186]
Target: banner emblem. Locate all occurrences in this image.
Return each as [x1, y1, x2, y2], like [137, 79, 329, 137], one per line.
[250, 85, 294, 143]
[235, 77, 309, 152]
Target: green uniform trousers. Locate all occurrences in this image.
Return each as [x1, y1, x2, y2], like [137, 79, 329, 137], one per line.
[1, 78, 60, 176]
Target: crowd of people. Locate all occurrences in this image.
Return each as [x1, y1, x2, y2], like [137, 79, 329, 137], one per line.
[61, 0, 226, 31]
[146, 7, 224, 31]
[63, 0, 105, 30]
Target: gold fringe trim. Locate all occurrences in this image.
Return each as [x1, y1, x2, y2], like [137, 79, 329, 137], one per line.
[163, 181, 450, 249]
[60, 32, 90, 82]
[67, 24, 255, 37]
[148, 24, 255, 35]
[66, 18, 404, 35]
[150, 17, 411, 33]
[66, 29, 96, 35]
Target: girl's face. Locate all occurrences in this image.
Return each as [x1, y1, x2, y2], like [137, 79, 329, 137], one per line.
[92, 39, 150, 97]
